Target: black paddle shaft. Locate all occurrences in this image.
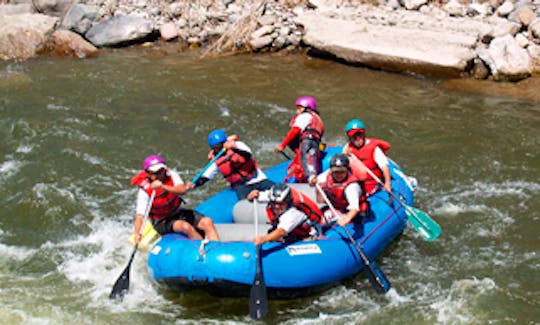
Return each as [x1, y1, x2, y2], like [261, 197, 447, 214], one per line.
[249, 245, 268, 320]
[342, 227, 390, 294]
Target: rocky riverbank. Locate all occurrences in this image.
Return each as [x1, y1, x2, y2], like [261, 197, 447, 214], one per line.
[1, 0, 539, 81]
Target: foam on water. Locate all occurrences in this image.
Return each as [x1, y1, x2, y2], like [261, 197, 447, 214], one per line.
[0, 159, 22, 179]
[431, 277, 497, 324]
[0, 242, 36, 264]
[54, 214, 176, 313]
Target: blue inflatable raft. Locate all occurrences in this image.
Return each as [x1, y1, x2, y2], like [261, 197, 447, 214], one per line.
[146, 146, 416, 298]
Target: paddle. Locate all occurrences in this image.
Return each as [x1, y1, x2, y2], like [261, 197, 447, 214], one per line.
[191, 148, 226, 184]
[315, 184, 391, 294]
[249, 200, 268, 320]
[109, 190, 155, 300]
[278, 150, 291, 161]
[350, 155, 441, 242]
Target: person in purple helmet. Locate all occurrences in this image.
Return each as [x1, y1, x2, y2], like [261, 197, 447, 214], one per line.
[275, 96, 325, 183]
[131, 155, 220, 242]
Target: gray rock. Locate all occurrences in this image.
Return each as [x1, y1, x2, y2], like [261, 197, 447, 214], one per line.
[530, 18, 540, 38]
[527, 43, 540, 72]
[497, 1, 514, 16]
[249, 35, 273, 50]
[444, 0, 467, 17]
[85, 15, 154, 47]
[296, 9, 476, 77]
[32, 0, 75, 17]
[62, 4, 100, 35]
[251, 25, 274, 39]
[0, 4, 35, 15]
[478, 34, 531, 80]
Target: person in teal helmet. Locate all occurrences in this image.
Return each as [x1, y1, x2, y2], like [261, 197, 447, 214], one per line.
[343, 119, 392, 195]
[187, 129, 274, 199]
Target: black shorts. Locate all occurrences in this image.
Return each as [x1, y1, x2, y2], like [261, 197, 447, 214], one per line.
[234, 178, 275, 200]
[152, 208, 205, 235]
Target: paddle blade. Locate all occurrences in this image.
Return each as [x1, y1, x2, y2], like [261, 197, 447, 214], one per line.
[406, 206, 442, 242]
[109, 263, 132, 300]
[366, 262, 391, 294]
[109, 247, 137, 300]
[249, 246, 268, 320]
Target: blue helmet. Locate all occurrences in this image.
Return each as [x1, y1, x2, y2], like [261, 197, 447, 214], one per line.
[345, 119, 365, 137]
[208, 129, 227, 147]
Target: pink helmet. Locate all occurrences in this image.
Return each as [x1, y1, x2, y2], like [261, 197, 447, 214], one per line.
[143, 154, 164, 171]
[295, 96, 317, 112]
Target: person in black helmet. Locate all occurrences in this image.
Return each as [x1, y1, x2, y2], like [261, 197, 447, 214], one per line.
[247, 184, 323, 244]
[309, 153, 368, 226]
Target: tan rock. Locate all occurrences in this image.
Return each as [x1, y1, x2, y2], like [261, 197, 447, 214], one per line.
[48, 29, 99, 58]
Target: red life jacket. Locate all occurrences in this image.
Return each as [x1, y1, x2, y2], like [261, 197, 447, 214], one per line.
[290, 111, 324, 142]
[135, 170, 183, 222]
[216, 148, 258, 187]
[346, 138, 391, 193]
[266, 187, 323, 239]
[323, 171, 368, 214]
[284, 152, 305, 183]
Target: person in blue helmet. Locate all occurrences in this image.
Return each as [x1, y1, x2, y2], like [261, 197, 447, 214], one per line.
[187, 129, 274, 199]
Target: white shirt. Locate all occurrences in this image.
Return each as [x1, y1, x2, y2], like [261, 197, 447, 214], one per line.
[135, 169, 183, 215]
[202, 140, 268, 185]
[256, 190, 308, 234]
[316, 170, 362, 211]
[292, 112, 313, 131]
[275, 207, 308, 233]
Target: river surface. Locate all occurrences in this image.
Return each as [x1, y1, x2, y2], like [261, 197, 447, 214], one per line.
[1, 47, 539, 324]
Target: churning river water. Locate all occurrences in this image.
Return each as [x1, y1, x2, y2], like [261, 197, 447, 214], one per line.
[0, 46, 539, 324]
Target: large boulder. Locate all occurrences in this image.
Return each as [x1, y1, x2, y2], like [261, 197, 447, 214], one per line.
[47, 29, 99, 58]
[295, 9, 477, 77]
[0, 13, 58, 60]
[478, 34, 532, 81]
[85, 15, 155, 47]
[61, 4, 100, 35]
[32, 0, 75, 17]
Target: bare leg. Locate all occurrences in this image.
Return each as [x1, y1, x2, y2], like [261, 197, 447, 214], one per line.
[196, 217, 220, 241]
[172, 220, 203, 240]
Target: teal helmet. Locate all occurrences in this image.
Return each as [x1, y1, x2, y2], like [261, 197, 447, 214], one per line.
[345, 119, 365, 137]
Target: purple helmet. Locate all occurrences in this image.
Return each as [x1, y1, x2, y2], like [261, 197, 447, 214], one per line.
[143, 155, 164, 170]
[295, 96, 317, 111]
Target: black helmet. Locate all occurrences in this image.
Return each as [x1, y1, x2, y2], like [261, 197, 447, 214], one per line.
[330, 153, 349, 169]
[268, 184, 292, 205]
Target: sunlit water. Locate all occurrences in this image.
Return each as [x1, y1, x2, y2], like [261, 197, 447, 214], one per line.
[0, 46, 539, 324]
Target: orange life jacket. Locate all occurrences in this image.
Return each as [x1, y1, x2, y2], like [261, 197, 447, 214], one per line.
[135, 170, 183, 221]
[346, 138, 391, 193]
[266, 187, 323, 238]
[216, 148, 258, 187]
[322, 171, 368, 214]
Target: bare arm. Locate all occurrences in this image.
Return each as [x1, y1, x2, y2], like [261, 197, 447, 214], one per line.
[254, 227, 287, 245]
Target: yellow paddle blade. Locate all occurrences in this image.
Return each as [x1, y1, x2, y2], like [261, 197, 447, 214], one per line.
[128, 220, 161, 252]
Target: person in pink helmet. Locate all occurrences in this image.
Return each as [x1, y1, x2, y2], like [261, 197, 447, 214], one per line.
[275, 96, 324, 183]
[130, 155, 220, 242]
